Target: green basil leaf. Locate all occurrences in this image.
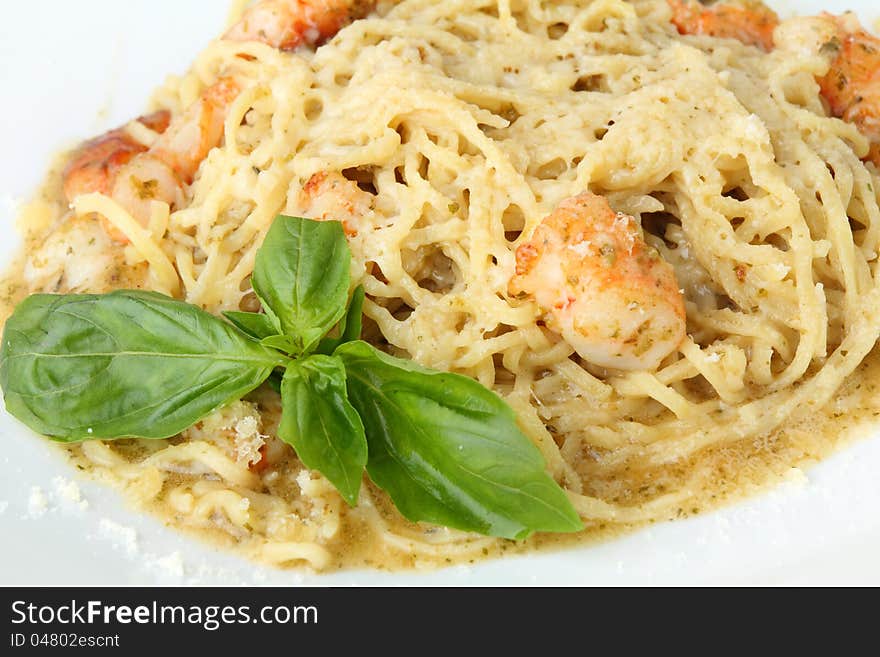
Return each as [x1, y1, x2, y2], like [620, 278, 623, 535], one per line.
[260, 334, 299, 354]
[339, 285, 365, 344]
[0, 291, 283, 442]
[279, 355, 367, 506]
[252, 215, 351, 354]
[223, 310, 280, 340]
[336, 341, 583, 539]
[317, 285, 365, 355]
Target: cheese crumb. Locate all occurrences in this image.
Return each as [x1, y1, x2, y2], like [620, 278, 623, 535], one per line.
[783, 467, 809, 486]
[233, 415, 265, 466]
[52, 476, 89, 511]
[0, 501, 8, 515]
[27, 486, 48, 518]
[145, 551, 186, 579]
[98, 518, 139, 557]
[182, 400, 266, 466]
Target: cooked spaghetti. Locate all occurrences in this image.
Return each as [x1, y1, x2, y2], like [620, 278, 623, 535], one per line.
[3, 0, 880, 571]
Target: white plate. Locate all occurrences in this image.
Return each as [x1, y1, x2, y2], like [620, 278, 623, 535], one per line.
[1, 0, 878, 586]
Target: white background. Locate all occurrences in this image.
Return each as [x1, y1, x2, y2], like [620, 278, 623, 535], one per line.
[0, 0, 878, 585]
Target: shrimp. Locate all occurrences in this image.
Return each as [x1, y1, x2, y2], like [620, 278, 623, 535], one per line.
[63, 0, 376, 242]
[671, 5, 880, 166]
[24, 217, 125, 294]
[508, 193, 686, 371]
[667, 0, 779, 52]
[113, 78, 242, 229]
[296, 170, 374, 237]
[149, 78, 241, 185]
[62, 110, 170, 202]
[62, 78, 240, 242]
[813, 14, 880, 167]
[224, 0, 374, 50]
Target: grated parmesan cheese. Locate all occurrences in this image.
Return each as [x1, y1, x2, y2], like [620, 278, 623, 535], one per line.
[27, 486, 48, 518]
[52, 476, 89, 511]
[783, 467, 809, 486]
[98, 518, 139, 557]
[144, 551, 186, 580]
[182, 400, 266, 466]
[233, 415, 265, 466]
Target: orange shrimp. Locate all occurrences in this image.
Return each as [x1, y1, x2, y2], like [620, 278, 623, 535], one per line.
[814, 14, 880, 167]
[224, 0, 375, 50]
[63, 1, 376, 243]
[296, 171, 374, 237]
[671, 4, 880, 167]
[62, 110, 170, 203]
[667, 0, 779, 52]
[149, 78, 241, 185]
[509, 193, 686, 371]
[62, 78, 240, 242]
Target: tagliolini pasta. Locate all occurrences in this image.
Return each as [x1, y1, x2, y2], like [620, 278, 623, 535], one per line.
[4, 0, 880, 571]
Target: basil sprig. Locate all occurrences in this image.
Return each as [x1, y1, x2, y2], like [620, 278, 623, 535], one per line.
[0, 291, 284, 441]
[251, 216, 351, 355]
[0, 216, 582, 539]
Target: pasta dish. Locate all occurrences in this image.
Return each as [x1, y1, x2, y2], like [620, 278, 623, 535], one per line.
[2, 0, 880, 572]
